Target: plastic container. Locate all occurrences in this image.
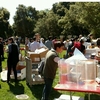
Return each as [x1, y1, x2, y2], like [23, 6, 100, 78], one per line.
[73, 59, 97, 82]
[58, 59, 70, 84]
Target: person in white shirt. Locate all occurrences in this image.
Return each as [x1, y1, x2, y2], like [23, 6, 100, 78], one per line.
[29, 36, 40, 52]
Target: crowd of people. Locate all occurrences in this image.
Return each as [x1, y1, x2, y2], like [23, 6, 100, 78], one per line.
[24, 33, 100, 100]
[0, 33, 100, 100]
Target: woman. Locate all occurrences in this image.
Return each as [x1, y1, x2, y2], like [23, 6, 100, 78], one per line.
[7, 37, 19, 83]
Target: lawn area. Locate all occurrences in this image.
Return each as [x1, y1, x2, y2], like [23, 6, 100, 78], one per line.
[0, 45, 100, 100]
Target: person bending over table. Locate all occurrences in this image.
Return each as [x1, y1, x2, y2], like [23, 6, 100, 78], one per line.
[41, 41, 64, 100]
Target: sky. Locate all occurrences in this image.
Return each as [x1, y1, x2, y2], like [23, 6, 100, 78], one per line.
[0, 0, 66, 25]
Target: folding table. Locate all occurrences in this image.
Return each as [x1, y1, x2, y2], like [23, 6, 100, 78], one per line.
[54, 81, 100, 100]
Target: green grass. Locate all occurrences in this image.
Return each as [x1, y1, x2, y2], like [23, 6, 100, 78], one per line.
[0, 45, 100, 100]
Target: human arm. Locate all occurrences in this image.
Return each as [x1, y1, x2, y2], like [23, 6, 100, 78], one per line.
[54, 57, 60, 63]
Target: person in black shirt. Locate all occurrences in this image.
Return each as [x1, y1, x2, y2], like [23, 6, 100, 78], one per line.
[80, 39, 86, 55]
[7, 37, 19, 83]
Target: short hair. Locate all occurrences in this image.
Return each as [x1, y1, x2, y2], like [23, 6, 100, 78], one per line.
[48, 36, 52, 40]
[54, 41, 64, 50]
[35, 33, 40, 36]
[80, 39, 84, 43]
[33, 36, 36, 41]
[8, 37, 14, 43]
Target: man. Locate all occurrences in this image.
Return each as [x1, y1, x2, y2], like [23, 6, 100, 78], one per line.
[45, 36, 54, 50]
[35, 33, 41, 42]
[29, 36, 40, 51]
[7, 37, 19, 83]
[41, 41, 64, 100]
[15, 36, 20, 53]
[80, 39, 86, 55]
[0, 37, 4, 72]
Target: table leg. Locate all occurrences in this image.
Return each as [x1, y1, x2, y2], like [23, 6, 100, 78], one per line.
[70, 91, 72, 100]
[88, 93, 90, 100]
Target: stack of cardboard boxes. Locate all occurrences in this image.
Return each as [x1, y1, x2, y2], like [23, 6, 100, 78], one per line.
[26, 48, 48, 86]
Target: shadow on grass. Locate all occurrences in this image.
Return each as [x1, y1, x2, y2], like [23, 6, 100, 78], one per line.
[27, 84, 61, 100]
[84, 93, 100, 100]
[8, 82, 24, 95]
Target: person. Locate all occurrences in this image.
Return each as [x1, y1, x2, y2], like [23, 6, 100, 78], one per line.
[96, 38, 100, 48]
[41, 41, 64, 100]
[95, 38, 100, 64]
[29, 36, 40, 51]
[86, 33, 93, 42]
[7, 37, 19, 83]
[40, 37, 47, 48]
[25, 37, 30, 51]
[27, 38, 33, 51]
[35, 33, 41, 42]
[71, 36, 81, 51]
[66, 38, 75, 58]
[15, 36, 20, 53]
[78, 34, 82, 40]
[80, 39, 86, 55]
[0, 37, 4, 72]
[45, 36, 54, 50]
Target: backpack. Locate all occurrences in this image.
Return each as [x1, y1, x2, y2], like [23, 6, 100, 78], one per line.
[38, 60, 44, 76]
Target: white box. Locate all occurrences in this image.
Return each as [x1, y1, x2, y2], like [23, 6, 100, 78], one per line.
[10, 67, 26, 80]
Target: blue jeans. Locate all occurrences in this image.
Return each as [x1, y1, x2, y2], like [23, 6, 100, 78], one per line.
[41, 77, 53, 100]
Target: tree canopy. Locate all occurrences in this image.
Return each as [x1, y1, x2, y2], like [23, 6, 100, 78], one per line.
[0, 2, 100, 39]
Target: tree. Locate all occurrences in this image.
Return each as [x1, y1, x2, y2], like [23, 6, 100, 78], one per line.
[52, 2, 75, 16]
[13, 5, 38, 37]
[34, 11, 61, 38]
[0, 7, 12, 38]
[70, 2, 100, 38]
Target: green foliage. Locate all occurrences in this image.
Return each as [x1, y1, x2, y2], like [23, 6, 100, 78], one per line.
[69, 2, 100, 37]
[13, 5, 38, 37]
[0, 7, 13, 38]
[1, 2, 100, 39]
[34, 11, 61, 38]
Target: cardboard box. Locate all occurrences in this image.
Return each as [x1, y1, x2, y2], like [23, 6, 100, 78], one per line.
[27, 52, 40, 62]
[39, 49, 48, 60]
[26, 48, 48, 62]
[16, 61, 26, 70]
[10, 67, 26, 80]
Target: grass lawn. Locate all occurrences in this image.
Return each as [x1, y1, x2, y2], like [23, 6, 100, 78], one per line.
[0, 45, 100, 100]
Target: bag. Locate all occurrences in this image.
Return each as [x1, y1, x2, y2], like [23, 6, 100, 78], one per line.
[38, 60, 44, 76]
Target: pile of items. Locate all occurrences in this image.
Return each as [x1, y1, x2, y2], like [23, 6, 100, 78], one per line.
[25, 48, 48, 86]
[1, 53, 26, 81]
[58, 48, 97, 85]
